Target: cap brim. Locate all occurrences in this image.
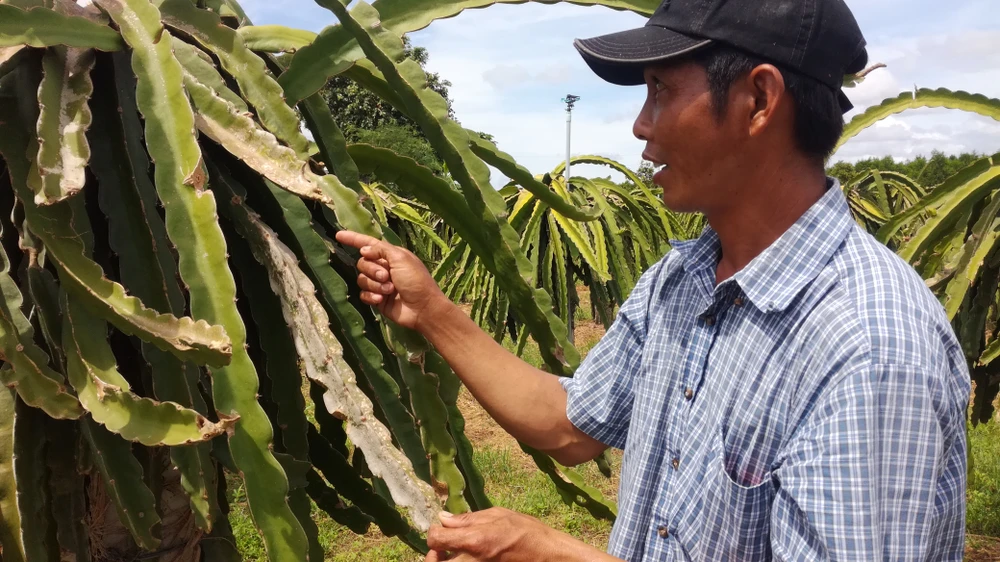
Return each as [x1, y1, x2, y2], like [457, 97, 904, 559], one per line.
[837, 89, 854, 114]
[574, 26, 713, 86]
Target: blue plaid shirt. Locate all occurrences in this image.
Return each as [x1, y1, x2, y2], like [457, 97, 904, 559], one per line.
[561, 180, 971, 561]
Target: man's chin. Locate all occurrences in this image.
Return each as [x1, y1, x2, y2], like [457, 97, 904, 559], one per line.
[660, 190, 698, 215]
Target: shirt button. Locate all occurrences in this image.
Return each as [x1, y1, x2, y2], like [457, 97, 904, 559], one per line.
[734, 296, 744, 307]
[671, 457, 680, 470]
[657, 525, 669, 538]
[684, 388, 694, 400]
[704, 315, 715, 327]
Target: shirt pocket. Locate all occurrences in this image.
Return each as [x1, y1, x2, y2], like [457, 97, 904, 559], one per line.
[698, 438, 775, 562]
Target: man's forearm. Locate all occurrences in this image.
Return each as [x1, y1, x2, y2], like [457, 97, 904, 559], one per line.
[549, 535, 626, 562]
[417, 298, 581, 455]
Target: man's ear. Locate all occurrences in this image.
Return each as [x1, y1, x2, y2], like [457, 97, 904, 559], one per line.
[745, 64, 787, 137]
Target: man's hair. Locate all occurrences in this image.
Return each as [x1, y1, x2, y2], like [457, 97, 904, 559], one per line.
[691, 45, 844, 162]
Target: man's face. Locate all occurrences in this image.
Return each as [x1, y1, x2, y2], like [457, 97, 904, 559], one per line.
[633, 61, 747, 215]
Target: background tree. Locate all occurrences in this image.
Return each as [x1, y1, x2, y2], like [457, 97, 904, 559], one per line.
[319, 36, 452, 176]
[827, 151, 982, 187]
[319, 36, 493, 178]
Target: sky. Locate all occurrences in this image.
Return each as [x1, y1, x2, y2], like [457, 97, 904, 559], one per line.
[242, 0, 1000, 184]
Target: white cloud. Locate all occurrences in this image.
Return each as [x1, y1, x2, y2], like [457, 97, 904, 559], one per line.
[482, 62, 573, 91]
[842, 67, 904, 112]
[832, 112, 1000, 162]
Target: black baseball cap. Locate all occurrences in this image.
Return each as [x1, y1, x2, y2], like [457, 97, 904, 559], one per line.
[573, 0, 868, 113]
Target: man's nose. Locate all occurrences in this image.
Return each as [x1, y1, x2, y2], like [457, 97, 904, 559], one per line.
[633, 99, 653, 142]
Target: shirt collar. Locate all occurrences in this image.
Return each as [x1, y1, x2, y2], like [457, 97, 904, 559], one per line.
[671, 178, 855, 313]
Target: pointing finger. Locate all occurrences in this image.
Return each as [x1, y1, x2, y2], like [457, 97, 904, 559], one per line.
[335, 230, 381, 250]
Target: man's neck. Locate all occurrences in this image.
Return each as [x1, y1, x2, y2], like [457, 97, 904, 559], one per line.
[709, 163, 828, 285]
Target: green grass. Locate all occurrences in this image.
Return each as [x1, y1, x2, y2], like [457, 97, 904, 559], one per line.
[968, 420, 1000, 536]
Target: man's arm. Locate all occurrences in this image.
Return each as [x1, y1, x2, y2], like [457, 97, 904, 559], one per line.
[425, 509, 625, 562]
[335, 230, 607, 466]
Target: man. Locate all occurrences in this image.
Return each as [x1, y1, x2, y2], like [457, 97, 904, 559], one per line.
[336, 0, 972, 559]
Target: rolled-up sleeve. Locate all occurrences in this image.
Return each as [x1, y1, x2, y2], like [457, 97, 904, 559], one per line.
[770, 361, 969, 561]
[559, 258, 665, 450]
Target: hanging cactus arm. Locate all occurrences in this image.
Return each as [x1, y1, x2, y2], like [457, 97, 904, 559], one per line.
[237, 25, 318, 53]
[181, 71, 330, 201]
[13, 394, 60, 561]
[0, 246, 81, 418]
[558, 154, 675, 241]
[549, 178, 611, 281]
[182, 69, 376, 236]
[344, 142, 578, 375]
[306, 425, 426, 541]
[295, 93, 487, 511]
[520, 443, 618, 521]
[214, 174, 442, 532]
[90, 49, 220, 530]
[171, 37, 248, 112]
[940, 192, 1000, 319]
[877, 154, 1000, 245]
[44, 422, 89, 562]
[432, 350, 491, 510]
[304, 469, 374, 535]
[279, 0, 659, 103]
[836, 89, 1000, 153]
[0, 386, 25, 562]
[92, 0, 309, 555]
[548, 213, 571, 326]
[0, 5, 125, 51]
[0, 122, 80, 422]
[384, 327, 471, 515]
[80, 417, 162, 550]
[468, 134, 601, 221]
[251, 176, 434, 485]
[580, 178, 636, 295]
[158, 0, 312, 158]
[61, 294, 237, 446]
[32, 47, 95, 205]
[893, 156, 1000, 262]
[0, 100, 231, 372]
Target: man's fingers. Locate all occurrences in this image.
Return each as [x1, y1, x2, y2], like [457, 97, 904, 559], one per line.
[360, 291, 384, 305]
[426, 525, 481, 555]
[335, 230, 380, 250]
[357, 274, 394, 295]
[357, 258, 390, 282]
[439, 509, 505, 528]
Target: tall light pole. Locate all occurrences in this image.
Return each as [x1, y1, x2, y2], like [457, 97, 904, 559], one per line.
[561, 94, 580, 184]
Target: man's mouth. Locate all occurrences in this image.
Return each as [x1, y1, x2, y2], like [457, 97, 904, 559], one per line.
[642, 153, 669, 176]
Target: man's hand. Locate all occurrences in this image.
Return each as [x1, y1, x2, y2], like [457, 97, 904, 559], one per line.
[335, 230, 450, 330]
[425, 508, 620, 562]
